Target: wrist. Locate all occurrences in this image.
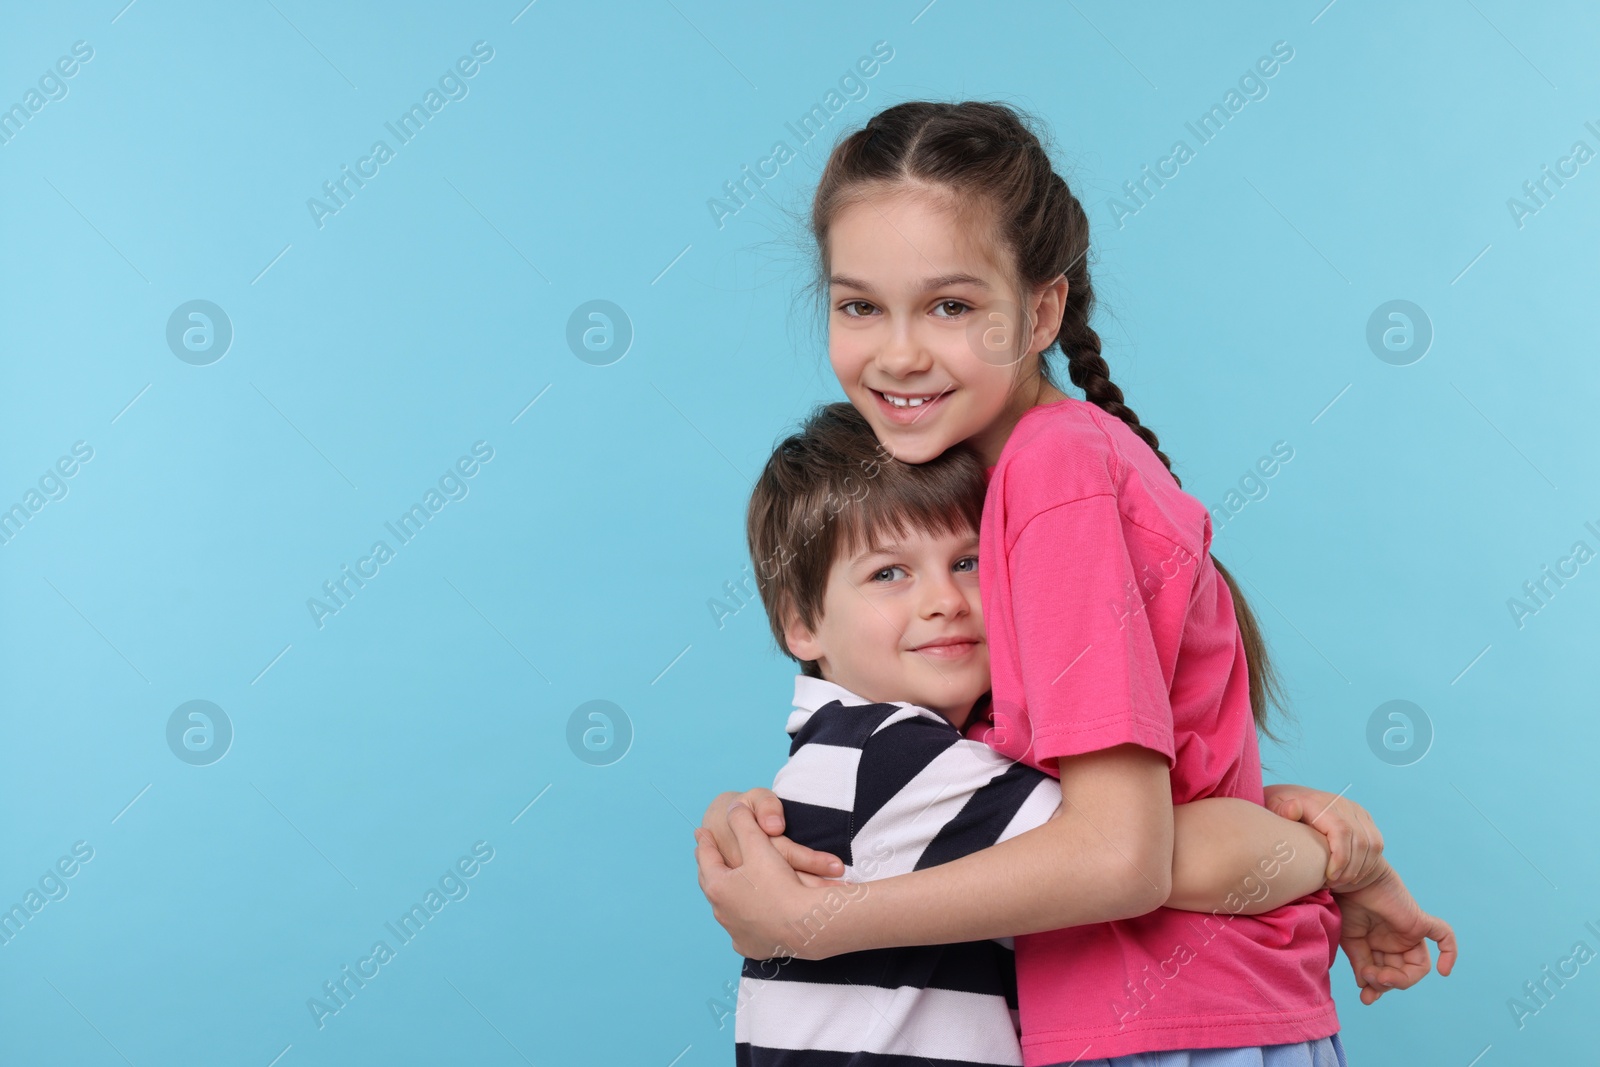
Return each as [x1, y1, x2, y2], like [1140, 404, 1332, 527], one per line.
[1332, 854, 1393, 895]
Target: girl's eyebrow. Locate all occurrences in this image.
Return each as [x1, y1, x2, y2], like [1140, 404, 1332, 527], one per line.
[829, 272, 993, 293]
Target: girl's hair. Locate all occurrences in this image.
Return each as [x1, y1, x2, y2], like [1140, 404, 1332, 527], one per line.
[747, 402, 989, 679]
[807, 100, 1287, 739]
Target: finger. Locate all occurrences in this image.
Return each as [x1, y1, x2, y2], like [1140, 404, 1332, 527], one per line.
[1268, 795, 1303, 822]
[1323, 823, 1350, 886]
[744, 787, 785, 834]
[1427, 915, 1459, 977]
[1343, 938, 1377, 993]
[694, 828, 732, 895]
[702, 793, 745, 868]
[773, 836, 846, 878]
[795, 871, 852, 889]
[728, 802, 780, 867]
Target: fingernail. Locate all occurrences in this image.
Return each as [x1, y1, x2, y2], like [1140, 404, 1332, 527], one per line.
[763, 816, 782, 830]
[830, 861, 844, 873]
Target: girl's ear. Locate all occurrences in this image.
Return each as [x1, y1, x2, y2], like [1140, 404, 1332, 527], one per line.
[1026, 274, 1069, 355]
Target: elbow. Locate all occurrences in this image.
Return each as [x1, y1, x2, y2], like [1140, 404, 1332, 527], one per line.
[1102, 838, 1174, 919]
[1132, 857, 1173, 916]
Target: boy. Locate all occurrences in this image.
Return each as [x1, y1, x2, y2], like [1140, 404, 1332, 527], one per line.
[733, 401, 1057, 1066]
[718, 402, 1451, 1066]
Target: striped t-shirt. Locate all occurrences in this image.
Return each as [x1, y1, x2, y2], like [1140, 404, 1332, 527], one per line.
[734, 675, 1061, 1067]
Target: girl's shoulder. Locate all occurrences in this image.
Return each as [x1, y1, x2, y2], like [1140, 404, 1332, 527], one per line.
[994, 398, 1126, 499]
[995, 397, 1211, 554]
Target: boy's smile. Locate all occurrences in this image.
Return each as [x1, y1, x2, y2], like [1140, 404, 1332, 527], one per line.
[783, 523, 989, 728]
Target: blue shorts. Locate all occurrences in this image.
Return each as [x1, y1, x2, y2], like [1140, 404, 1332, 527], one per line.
[1046, 1033, 1346, 1067]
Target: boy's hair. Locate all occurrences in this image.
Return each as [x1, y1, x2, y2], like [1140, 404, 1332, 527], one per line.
[747, 402, 988, 678]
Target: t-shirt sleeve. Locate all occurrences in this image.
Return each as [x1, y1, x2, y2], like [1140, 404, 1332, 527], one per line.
[1007, 492, 1177, 769]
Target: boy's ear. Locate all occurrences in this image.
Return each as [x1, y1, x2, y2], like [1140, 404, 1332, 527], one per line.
[782, 608, 822, 663]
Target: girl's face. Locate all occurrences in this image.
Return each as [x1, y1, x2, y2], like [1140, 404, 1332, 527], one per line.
[827, 188, 1068, 467]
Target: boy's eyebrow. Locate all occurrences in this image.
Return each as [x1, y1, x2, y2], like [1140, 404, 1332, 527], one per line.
[848, 530, 980, 567]
[829, 272, 993, 293]
[849, 540, 899, 567]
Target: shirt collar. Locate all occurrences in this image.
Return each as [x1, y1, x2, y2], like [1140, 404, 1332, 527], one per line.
[786, 675, 894, 735]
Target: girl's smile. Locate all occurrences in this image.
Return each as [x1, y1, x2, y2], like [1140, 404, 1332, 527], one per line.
[826, 190, 1068, 466]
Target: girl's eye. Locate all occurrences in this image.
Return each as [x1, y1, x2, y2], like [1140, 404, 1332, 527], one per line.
[839, 300, 876, 317]
[954, 556, 978, 573]
[934, 300, 971, 318]
[870, 565, 907, 582]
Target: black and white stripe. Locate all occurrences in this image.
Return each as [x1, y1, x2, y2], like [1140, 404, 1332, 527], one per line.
[734, 676, 1060, 1067]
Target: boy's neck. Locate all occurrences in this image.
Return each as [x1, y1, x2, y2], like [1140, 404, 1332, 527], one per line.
[816, 672, 985, 731]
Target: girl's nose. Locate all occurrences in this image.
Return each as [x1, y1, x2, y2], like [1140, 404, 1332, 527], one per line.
[875, 326, 931, 378]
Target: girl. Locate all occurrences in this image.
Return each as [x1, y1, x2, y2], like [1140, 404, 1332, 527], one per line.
[695, 101, 1455, 1066]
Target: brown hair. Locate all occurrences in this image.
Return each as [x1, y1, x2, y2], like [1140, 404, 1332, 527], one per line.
[806, 100, 1287, 739]
[747, 401, 988, 679]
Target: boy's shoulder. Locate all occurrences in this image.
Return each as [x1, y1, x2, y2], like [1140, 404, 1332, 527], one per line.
[784, 676, 955, 755]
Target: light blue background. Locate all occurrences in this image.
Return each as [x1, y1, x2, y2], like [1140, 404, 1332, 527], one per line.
[2, 1, 1595, 1064]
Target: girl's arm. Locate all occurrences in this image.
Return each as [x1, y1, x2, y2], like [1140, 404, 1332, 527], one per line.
[699, 774, 1362, 950]
[701, 744, 1184, 960]
[1169, 797, 1330, 913]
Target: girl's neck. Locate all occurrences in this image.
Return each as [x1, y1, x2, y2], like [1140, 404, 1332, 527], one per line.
[970, 373, 1072, 467]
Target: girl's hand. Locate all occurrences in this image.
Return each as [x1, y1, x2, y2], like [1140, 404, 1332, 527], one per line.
[1333, 860, 1458, 1005]
[694, 803, 853, 960]
[699, 787, 845, 878]
[1263, 783, 1384, 891]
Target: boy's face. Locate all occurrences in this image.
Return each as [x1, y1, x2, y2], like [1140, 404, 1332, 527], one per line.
[784, 522, 989, 727]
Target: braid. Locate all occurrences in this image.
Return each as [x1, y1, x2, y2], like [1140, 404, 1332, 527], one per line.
[1056, 237, 1179, 485]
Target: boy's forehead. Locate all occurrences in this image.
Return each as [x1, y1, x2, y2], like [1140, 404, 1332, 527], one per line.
[836, 517, 980, 566]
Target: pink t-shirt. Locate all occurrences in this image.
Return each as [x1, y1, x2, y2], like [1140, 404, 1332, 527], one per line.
[963, 397, 1341, 1064]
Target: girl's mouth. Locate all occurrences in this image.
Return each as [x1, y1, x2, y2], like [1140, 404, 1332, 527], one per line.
[870, 387, 953, 425]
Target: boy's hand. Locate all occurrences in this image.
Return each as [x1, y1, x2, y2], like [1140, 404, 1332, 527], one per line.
[700, 788, 845, 879]
[1334, 860, 1457, 1004]
[1263, 783, 1384, 891]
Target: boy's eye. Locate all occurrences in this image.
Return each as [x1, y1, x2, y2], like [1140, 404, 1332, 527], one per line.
[953, 555, 978, 573]
[870, 564, 907, 582]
